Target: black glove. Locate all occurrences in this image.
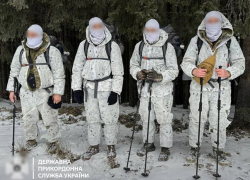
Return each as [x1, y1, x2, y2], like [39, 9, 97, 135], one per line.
[74, 90, 83, 104]
[107, 91, 118, 105]
[48, 96, 62, 109]
[147, 69, 163, 82]
[136, 70, 147, 80]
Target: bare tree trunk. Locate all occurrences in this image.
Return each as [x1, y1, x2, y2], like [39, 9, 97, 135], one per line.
[230, 36, 250, 129]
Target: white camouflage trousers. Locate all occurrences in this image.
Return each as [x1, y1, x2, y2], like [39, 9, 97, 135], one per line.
[84, 87, 119, 146]
[139, 94, 173, 148]
[20, 88, 60, 143]
[189, 88, 231, 149]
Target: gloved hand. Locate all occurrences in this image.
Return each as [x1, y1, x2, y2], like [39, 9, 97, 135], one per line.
[146, 69, 163, 82]
[48, 96, 62, 109]
[107, 91, 118, 105]
[134, 113, 141, 121]
[136, 69, 147, 80]
[74, 90, 83, 104]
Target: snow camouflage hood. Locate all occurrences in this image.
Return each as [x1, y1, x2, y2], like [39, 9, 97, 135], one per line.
[22, 33, 50, 91]
[197, 12, 233, 49]
[143, 29, 168, 47]
[86, 26, 112, 46]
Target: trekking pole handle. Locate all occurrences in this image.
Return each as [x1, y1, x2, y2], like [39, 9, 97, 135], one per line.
[200, 67, 205, 85]
[218, 66, 222, 83]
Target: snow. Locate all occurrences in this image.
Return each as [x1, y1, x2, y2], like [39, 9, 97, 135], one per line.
[0, 99, 249, 180]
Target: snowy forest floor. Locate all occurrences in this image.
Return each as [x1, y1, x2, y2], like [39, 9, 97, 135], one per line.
[0, 99, 249, 180]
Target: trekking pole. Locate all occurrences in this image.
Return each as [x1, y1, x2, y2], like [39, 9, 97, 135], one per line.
[193, 67, 205, 179]
[124, 80, 144, 172]
[213, 66, 222, 178]
[141, 80, 153, 177]
[12, 77, 18, 156]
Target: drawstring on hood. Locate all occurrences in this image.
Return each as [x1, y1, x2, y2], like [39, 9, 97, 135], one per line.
[144, 19, 160, 44]
[205, 11, 222, 42]
[89, 17, 105, 45]
[26, 24, 44, 49]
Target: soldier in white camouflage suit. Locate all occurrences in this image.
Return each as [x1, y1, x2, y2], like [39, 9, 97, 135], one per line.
[71, 17, 124, 160]
[181, 11, 245, 165]
[7, 25, 65, 153]
[130, 19, 179, 161]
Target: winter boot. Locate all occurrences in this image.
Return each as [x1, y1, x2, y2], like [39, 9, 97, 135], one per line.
[158, 147, 170, 161]
[212, 147, 229, 166]
[25, 140, 37, 150]
[107, 145, 116, 158]
[48, 142, 58, 154]
[82, 145, 99, 161]
[137, 143, 156, 157]
[107, 145, 120, 168]
[186, 147, 200, 162]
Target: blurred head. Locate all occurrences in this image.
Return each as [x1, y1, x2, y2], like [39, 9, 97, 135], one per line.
[91, 22, 104, 30]
[204, 11, 222, 42]
[144, 19, 159, 33]
[205, 11, 222, 25]
[26, 24, 43, 38]
[89, 17, 104, 31]
[89, 17, 105, 45]
[144, 19, 160, 44]
[26, 24, 43, 49]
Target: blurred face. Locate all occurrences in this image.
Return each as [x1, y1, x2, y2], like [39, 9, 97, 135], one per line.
[145, 27, 158, 33]
[206, 17, 220, 24]
[91, 23, 104, 30]
[26, 31, 40, 38]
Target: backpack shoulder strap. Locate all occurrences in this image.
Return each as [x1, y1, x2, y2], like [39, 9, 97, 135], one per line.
[226, 39, 232, 65]
[84, 40, 90, 59]
[105, 40, 112, 60]
[226, 39, 231, 51]
[162, 41, 168, 65]
[44, 46, 51, 70]
[19, 49, 24, 66]
[139, 41, 145, 60]
[197, 37, 203, 55]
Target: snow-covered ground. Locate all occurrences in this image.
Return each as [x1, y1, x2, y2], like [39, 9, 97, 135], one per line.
[0, 99, 249, 180]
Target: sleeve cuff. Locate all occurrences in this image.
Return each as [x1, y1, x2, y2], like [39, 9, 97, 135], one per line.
[226, 67, 234, 80]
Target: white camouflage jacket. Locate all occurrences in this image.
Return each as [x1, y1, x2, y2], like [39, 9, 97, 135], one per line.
[181, 13, 245, 92]
[130, 29, 179, 97]
[71, 26, 124, 95]
[6, 42, 65, 95]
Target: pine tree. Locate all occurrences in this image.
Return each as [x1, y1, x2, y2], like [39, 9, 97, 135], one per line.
[226, 0, 250, 129]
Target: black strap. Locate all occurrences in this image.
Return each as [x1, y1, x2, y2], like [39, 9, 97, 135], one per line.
[44, 85, 54, 94]
[19, 49, 24, 67]
[138, 40, 168, 65]
[162, 42, 167, 60]
[83, 40, 113, 77]
[226, 39, 231, 65]
[44, 46, 51, 70]
[23, 63, 49, 66]
[86, 57, 110, 60]
[139, 41, 145, 60]
[197, 37, 231, 55]
[197, 37, 203, 56]
[196, 37, 231, 65]
[84, 40, 90, 59]
[143, 57, 164, 60]
[208, 78, 228, 88]
[19, 46, 51, 69]
[28, 49, 33, 69]
[84, 75, 112, 101]
[226, 39, 231, 50]
[84, 40, 112, 61]
[105, 41, 112, 60]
